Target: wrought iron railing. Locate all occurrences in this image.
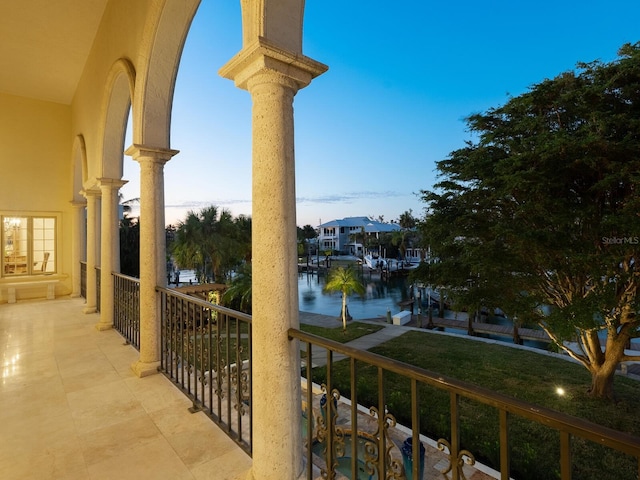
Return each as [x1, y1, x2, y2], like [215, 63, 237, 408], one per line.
[157, 287, 252, 454]
[79, 262, 100, 312]
[113, 273, 140, 349]
[289, 328, 640, 480]
[80, 261, 86, 298]
[105, 274, 639, 478]
[95, 266, 101, 312]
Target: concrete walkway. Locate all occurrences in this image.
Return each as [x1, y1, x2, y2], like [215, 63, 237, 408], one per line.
[299, 311, 408, 367]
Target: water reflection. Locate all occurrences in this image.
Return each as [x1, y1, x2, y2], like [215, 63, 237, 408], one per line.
[298, 272, 412, 320]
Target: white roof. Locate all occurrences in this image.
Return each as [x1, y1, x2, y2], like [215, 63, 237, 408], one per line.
[318, 216, 400, 233]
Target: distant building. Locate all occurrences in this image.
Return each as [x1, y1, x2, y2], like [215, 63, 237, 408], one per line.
[317, 216, 400, 255]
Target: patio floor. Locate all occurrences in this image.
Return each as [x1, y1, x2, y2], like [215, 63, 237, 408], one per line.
[0, 297, 252, 480]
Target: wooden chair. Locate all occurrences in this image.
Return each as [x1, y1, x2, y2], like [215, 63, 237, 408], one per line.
[34, 252, 50, 272]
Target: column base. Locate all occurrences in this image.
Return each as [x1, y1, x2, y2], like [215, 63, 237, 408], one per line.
[83, 306, 97, 314]
[246, 460, 307, 480]
[95, 322, 113, 331]
[131, 360, 161, 378]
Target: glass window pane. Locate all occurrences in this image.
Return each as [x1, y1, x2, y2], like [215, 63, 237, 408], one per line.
[3, 217, 28, 275]
[32, 217, 55, 274]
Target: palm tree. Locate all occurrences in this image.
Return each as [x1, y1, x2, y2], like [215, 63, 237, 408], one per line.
[172, 210, 207, 282]
[323, 266, 366, 331]
[222, 262, 252, 313]
[171, 206, 250, 283]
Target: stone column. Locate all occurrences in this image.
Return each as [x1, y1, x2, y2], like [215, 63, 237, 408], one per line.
[70, 200, 86, 298]
[82, 188, 100, 314]
[125, 145, 178, 378]
[220, 40, 327, 480]
[96, 178, 127, 331]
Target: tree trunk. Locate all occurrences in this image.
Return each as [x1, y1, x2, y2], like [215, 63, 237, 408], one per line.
[513, 323, 522, 345]
[467, 311, 475, 336]
[588, 364, 617, 400]
[341, 293, 348, 331]
[584, 327, 632, 400]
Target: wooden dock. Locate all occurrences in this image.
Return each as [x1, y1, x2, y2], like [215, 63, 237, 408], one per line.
[421, 316, 551, 343]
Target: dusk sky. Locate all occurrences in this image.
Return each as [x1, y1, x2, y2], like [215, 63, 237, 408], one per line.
[120, 1, 640, 228]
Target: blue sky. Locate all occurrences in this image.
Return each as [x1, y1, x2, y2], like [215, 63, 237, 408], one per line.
[121, 1, 640, 228]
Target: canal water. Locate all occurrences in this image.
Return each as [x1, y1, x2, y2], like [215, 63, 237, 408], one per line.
[298, 271, 550, 350]
[298, 271, 414, 321]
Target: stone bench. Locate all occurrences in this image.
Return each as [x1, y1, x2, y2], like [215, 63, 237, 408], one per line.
[620, 361, 640, 376]
[392, 310, 412, 326]
[2, 279, 59, 303]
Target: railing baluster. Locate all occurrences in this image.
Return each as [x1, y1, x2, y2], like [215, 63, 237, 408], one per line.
[207, 303, 213, 416]
[225, 313, 232, 431]
[248, 319, 253, 454]
[350, 357, 358, 480]
[325, 348, 334, 480]
[411, 378, 420, 480]
[235, 314, 243, 443]
[450, 392, 460, 480]
[499, 408, 510, 479]
[377, 366, 386, 478]
[560, 430, 571, 480]
[305, 341, 314, 480]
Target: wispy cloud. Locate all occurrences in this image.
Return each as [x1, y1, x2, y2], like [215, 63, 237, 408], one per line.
[165, 199, 252, 209]
[164, 190, 404, 209]
[296, 190, 403, 205]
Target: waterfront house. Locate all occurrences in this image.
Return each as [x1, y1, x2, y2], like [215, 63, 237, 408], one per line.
[318, 216, 400, 255]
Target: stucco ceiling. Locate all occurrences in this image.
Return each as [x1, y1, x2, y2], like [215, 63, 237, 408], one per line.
[0, 0, 108, 105]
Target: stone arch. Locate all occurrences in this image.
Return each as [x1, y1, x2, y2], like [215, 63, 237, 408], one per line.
[100, 58, 136, 180]
[131, 0, 200, 148]
[71, 134, 88, 202]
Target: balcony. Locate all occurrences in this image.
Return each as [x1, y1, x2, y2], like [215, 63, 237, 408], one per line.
[3, 276, 640, 479]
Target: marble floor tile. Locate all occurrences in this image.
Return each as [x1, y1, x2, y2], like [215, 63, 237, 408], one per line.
[0, 297, 252, 480]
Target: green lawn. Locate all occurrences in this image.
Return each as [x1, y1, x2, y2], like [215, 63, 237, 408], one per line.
[300, 321, 383, 343]
[307, 328, 640, 480]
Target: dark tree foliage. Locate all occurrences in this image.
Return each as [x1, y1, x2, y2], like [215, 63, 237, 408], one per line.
[119, 216, 140, 277]
[417, 43, 640, 399]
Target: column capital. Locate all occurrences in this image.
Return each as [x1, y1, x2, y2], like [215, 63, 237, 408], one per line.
[70, 199, 87, 209]
[125, 144, 179, 163]
[96, 178, 128, 190]
[80, 186, 101, 198]
[219, 37, 327, 92]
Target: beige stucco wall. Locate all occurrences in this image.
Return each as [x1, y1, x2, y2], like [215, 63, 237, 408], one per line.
[71, 0, 155, 184]
[0, 92, 73, 300]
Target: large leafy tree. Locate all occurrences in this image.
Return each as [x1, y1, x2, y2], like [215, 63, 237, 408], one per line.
[323, 266, 366, 331]
[297, 224, 318, 257]
[417, 43, 640, 399]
